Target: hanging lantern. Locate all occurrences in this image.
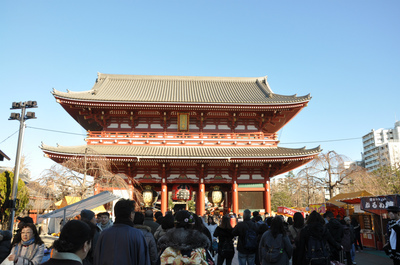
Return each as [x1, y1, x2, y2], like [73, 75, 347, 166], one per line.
[208, 186, 224, 207]
[171, 184, 192, 201]
[142, 186, 158, 208]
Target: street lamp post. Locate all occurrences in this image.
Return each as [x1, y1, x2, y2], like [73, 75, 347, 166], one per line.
[8, 101, 37, 231]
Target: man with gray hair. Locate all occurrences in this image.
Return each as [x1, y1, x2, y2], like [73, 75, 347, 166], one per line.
[232, 209, 258, 265]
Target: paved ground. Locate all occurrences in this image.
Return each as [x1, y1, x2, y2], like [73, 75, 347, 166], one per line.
[353, 248, 391, 265]
[43, 234, 391, 264]
[227, 247, 391, 265]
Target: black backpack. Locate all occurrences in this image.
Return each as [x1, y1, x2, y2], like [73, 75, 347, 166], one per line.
[305, 234, 329, 265]
[220, 239, 235, 258]
[243, 222, 258, 251]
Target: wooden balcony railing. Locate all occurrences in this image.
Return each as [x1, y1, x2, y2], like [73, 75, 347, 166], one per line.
[86, 131, 278, 146]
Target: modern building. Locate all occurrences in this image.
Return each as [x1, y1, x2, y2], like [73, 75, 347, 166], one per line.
[41, 73, 321, 215]
[362, 121, 400, 172]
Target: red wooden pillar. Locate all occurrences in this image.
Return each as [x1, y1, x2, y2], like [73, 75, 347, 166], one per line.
[197, 164, 206, 216]
[198, 178, 205, 216]
[232, 178, 239, 215]
[232, 164, 239, 215]
[265, 177, 271, 215]
[161, 164, 168, 215]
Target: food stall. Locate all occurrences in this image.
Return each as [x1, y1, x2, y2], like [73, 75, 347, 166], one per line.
[339, 194, 400, 250]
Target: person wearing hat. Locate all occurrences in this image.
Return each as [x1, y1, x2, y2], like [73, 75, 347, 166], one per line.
[157, 210, 211, 265]
[385, 206, 400, 264]
[80, 210, 101, 265]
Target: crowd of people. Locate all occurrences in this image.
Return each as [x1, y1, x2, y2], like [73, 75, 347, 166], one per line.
[1, 202, 400, 265]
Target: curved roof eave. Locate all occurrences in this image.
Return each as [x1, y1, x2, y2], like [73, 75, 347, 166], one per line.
[40, 143, 322, 160]
[53, 96, 311, 107]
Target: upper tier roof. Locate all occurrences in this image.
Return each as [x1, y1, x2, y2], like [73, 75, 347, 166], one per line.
[52, 73, 311, 104]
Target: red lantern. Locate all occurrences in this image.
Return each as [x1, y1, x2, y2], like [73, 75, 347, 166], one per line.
[171, 184, 193, 201]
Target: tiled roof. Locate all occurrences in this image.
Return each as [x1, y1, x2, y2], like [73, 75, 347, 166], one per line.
[52, 73, 311, 104]
[41, 144, 321, 159]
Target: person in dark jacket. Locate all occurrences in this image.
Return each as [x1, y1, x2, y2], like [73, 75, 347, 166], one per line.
[288, 212, 305, 265]
[155, 211, 163, 225]
[80, 209, 101, 265]
[296, 211, 342, 265]
[42, 220, 92, 265]
[0, 230, 12, 263]
[325, 211, 344, 262]
[144, 210, 160, 235]
[351, 217, 363, 252]
[154, 213, 175, 243]
[256, 220, 268, 265]
[93, 199, 150, 265]
[134, 212, 159, 265]
[232, 209, 258, 265]
[193, 214, 213, 247]
[214, 214, 235, 265]
[341, 217, 355, 265]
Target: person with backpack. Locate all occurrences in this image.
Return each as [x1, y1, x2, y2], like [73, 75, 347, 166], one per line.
[288, 212, 305, 265]
[296, 211, 342, 265]
[232, 209, 258, 265]
[213, 214, 235, 265]
[258, 216, 292, 265]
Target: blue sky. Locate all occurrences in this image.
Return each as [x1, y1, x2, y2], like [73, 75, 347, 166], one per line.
[1, 1, 399, 179]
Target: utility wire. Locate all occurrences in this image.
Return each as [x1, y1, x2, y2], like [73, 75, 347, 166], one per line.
[279, 137, 361, 145]
[0, 130, 19, 145]
[26, 126, 87, 136]
[2, 125, 361, 145]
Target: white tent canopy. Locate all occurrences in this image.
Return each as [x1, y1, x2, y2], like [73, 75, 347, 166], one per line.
[39, 191, 121, 220]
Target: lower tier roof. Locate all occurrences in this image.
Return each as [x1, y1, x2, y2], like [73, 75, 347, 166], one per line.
[41, 144, 321, 161]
